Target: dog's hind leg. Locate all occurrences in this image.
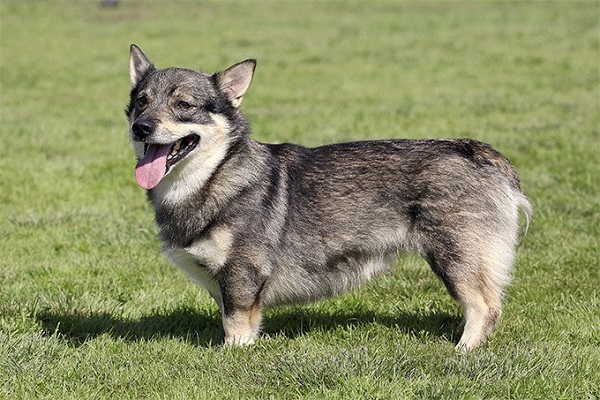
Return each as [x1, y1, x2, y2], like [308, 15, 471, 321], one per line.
[453, 280, 503, 351]
[424, 233, 514, 351]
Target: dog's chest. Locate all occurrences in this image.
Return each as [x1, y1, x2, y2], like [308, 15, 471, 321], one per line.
[161, 228, 233, 307]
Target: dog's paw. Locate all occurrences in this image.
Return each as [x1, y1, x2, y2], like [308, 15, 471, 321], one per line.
[455, 334, 487, 352]
[224, 334, 256, 347]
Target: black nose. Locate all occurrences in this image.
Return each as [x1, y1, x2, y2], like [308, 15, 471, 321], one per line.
[132, 119, 156, 140]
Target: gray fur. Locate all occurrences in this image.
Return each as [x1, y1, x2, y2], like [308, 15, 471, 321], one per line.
[126, 45, 532, 349]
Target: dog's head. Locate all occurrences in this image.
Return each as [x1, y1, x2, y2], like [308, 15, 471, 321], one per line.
[126, 44, 256, 190]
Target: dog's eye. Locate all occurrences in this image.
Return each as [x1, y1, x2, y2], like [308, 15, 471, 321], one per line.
[136, 96, 148, 108]
[176, 101, 193, 110]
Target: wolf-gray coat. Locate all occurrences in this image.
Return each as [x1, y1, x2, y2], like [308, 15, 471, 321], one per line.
[126, 45, 532, 350]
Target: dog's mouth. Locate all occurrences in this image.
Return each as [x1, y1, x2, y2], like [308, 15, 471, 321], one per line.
[161, 134, 200, 169]
[134, 134, 200, 190]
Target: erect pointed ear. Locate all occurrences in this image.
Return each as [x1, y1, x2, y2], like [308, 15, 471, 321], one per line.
[215, 59, 256, 108]
[129, 44, 155, 88]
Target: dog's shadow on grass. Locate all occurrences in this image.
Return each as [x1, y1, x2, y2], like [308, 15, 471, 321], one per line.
[38, 307, 224, 348]
[265, 307, 461, 344]
[38, 305, 460, 348]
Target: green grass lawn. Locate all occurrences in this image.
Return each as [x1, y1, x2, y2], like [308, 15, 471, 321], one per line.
[1, 1, 598, 398]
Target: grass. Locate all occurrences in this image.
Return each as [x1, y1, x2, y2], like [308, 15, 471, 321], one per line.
[1, 0, 599, 398]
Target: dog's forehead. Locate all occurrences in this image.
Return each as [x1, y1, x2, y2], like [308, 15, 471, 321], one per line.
[144, 67, 215, 96]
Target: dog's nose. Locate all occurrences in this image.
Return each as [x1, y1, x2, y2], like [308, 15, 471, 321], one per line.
[132, 119, 156, 140]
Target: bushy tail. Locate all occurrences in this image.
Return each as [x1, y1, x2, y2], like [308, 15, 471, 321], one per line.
[517, 192, 533, 239]
[478, 142, 532, 238]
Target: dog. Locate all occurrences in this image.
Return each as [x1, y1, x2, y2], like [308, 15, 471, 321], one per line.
[125, 44, 532, 350]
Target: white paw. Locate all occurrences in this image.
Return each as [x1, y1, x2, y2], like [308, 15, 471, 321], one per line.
[224, 334, 256, 346]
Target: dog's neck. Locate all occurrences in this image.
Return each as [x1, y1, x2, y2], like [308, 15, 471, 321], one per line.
[149, 137, 267, 248]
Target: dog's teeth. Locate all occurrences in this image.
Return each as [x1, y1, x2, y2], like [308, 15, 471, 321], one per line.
[168, 142, 180, 159]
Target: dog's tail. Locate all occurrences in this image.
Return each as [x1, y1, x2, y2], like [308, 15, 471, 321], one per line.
[498, 154, 533, 239]
[483, 145, 533, 238]
[516, 192, 533, 238]
[471, 140, 533, 238]
[469, 140, 533, 237]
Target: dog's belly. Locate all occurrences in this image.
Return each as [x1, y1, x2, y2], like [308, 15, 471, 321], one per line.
[164, 245, 394, 309]
[262, 253, 395, 306]
[261, 226, 412, 306]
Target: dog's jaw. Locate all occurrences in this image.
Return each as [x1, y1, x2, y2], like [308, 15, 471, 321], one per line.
[134, 134, 200, 190]
[148, 114, 233, 204]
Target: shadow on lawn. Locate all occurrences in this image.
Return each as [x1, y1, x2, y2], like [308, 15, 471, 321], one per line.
[265, 307, 460, 343]
[38, 307, 223, 347]
[38, 306, 460, 348]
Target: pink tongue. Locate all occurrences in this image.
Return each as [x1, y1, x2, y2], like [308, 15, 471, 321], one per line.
[135, 144, 172, 190]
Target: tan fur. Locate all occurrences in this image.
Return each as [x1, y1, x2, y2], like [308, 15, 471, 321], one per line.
[222, 303, 263, 346]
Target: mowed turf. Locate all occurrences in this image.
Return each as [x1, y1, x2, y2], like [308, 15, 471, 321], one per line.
[1, 1, 598, 398]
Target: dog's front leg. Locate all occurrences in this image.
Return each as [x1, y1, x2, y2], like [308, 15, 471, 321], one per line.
[220, 268, 264, 346]
[222, 305, 263, 346]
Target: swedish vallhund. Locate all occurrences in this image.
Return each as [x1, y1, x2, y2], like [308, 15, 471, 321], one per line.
[126, 44, 532, 350]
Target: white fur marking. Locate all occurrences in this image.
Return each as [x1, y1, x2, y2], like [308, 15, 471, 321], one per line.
[185, 227, 233, 272]
[152, 114, 232, 204]
[163, 247, 223, 311]
[162, 226, 233, 311]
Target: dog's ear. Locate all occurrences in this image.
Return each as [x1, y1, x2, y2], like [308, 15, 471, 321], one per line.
[215, 59, 256, 108]
[129, 44, 155, 88]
